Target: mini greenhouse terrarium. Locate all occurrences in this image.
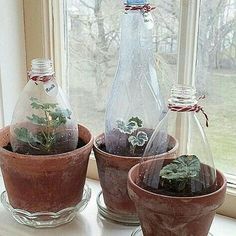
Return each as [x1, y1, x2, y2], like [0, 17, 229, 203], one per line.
[141, 85, 216, 196]
[10, 58, 78, 155]
[127, 85, 226, 236]
[0, 58, 93, 228]
[104, 0, 166, 157]
[93, 0, 180, 226]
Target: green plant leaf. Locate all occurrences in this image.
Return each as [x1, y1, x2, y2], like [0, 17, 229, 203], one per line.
[14, 127, 42, 144]
[35, 132, 46, 144]
[128, 131, 148, 147]
[30, 101, 44, 110]
[27, 114, 47, 125]
[117, 120, 138, 134]
[160, 155, 201, 180]
[42, 103, 58, 110]
[24, 97, 72, 152]
[30, 97, 38, 102]
[58, 108, 72, 119]
[14, 127, 32, 143]
[30, 97, 58, 111]
[49, 108, 72, 128]
[129, 117, 143, 128]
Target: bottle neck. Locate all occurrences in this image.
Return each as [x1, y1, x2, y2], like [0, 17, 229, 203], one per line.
[168, 85, 209, 127]
[168, 85, 197, 107]
[125, 0, 149, 5]
[119, 10, 153, 59]
[29, 58, 54, 81]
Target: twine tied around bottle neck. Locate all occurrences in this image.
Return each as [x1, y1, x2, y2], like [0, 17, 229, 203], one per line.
[125, 4, 155, 13]
[28, 71, 55, 83]
[168, 96, 209, 127]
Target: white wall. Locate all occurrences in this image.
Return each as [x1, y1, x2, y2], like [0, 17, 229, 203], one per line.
[0, 0, 27, 126]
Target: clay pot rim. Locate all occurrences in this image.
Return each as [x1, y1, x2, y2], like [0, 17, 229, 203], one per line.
[128, 158, 227, 200]
[93, 133, 179, 160]
[0, 124, 94, 160]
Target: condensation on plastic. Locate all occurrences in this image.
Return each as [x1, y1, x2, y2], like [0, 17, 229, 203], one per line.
[10, 59, 78, 155]
[104, 9, 166, 157]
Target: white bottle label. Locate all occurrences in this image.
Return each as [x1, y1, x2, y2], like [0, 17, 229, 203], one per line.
[44, 80, 58, 96]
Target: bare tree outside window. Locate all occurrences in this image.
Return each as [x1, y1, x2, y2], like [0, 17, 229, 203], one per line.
[65, 0, 236, 175]
[196, 0, 236, 175]
[66, 0, 179, 135]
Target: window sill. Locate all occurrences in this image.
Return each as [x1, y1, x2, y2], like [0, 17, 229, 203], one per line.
[87, 157, 236, 218]
[0, 178, 235, 235]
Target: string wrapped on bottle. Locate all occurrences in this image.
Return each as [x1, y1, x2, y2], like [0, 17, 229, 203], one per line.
[168, 95, 209, 127]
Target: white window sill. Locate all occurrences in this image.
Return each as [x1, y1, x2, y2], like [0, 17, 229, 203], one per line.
[0, 178, 235, 236]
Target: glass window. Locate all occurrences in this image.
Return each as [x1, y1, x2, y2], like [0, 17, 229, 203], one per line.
[196, 0, 236, 176]
[64, 0, 236, 177]
[65, 0, 179, 136]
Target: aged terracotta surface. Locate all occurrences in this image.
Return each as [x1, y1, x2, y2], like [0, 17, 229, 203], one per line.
[94, 133, 178, 215]
[127, 159, 227, 236]
[0, 125, 93, 212]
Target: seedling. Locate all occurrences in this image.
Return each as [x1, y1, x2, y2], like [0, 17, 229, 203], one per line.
[14, 97, 72, 153]
[160, 155, 201, 193]
[116, 116, 148, 154]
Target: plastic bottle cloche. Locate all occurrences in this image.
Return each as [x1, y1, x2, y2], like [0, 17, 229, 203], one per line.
[10, 58, 78, 155]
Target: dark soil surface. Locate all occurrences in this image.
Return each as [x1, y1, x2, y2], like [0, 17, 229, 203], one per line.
[3, 138, 86, 156]
[139, 160, 218, 197]
[105, 128, 173, 157]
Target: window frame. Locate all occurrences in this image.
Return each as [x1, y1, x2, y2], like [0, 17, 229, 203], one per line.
[0, 0, 27, 127]
[0, 66, 5, 128]
[24, 0, 236, 218]
[177, 0, 236, 218]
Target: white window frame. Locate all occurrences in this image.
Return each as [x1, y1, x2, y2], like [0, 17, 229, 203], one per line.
[176, 0, 236, 218]
[23, 0, 99, 180]
[23, 0, 236, 218]
[0, 66, 5, 128]
[0, 0, 27, 127]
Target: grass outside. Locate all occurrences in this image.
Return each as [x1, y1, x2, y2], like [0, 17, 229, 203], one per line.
[205, 71, 236, 175]
[69, 65, 236, 175]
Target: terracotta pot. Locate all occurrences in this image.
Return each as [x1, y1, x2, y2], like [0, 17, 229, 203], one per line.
[93, 133, 178, 216]
[0, 124, 93, 212]
[127, 159, 227, 236]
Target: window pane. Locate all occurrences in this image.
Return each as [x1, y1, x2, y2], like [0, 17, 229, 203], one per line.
[196, 0, 236, 175]
[65, 0, 179, 136]
[65, 0, 236, 176]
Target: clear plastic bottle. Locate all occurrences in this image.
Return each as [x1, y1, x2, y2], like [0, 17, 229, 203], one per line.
[140, 85, 216, 197]
[10, 58, 78, 155]
[105, 0, 166, 157]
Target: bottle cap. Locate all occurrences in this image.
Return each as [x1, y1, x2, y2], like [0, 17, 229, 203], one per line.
[125, 0, 149, 5]
[31, 58, 54, 75]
